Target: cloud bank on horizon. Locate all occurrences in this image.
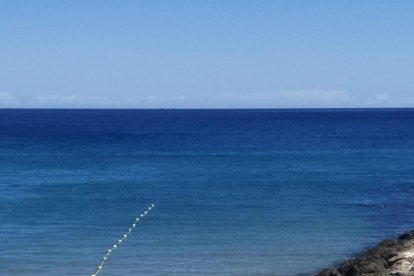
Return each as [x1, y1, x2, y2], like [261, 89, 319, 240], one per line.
[1, 1, 414, 108]
[1, 90, 413, 108]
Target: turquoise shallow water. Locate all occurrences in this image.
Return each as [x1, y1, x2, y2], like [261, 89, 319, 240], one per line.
[1, 109, 414, 275]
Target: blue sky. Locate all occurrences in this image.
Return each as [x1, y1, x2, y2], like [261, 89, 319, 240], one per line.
[1, 0, 413, 108]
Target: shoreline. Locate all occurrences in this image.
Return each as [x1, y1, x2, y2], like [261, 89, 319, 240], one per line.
[315, 230, 414, 276]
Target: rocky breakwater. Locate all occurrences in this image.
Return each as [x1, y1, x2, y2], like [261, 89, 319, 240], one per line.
[316, 230, 414, 276]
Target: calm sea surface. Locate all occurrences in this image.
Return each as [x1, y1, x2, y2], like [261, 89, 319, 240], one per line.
[1, 109, 414, 275]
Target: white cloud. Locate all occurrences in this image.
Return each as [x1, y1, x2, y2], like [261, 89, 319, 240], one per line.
[367, 93, 394, 106]
[95, 89, 354, 108]
[30, 94, 191, 108]
[0, 91, 19, 107]
[366, 93, 414, 107]
[29, 89, 357, 108]
[32, 94, 111, 107]
[0, 89, 408, 108]
[171, 89, 355, 108]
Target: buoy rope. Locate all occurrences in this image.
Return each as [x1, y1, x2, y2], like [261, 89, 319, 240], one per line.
[91, 203, 155, 276]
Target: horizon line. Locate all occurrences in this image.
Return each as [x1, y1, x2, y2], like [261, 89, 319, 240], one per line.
[1, 107, 414, 110]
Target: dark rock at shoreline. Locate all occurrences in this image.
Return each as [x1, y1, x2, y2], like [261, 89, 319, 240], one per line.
[315, 231, 414, 276]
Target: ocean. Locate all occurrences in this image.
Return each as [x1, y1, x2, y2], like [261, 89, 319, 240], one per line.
[1, 109, 414, 275]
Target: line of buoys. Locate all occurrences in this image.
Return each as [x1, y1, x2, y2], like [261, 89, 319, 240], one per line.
[91, 203, 155, 276]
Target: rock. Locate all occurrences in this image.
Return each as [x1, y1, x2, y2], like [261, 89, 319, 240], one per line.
[389, 256, 404, 264]
[315, 230, 414, 276]
[399, 232, 414, 240]
[315, 268, 342, 276]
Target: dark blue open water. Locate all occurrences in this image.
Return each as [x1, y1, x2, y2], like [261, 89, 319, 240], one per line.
[1, 109, 414, 275]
